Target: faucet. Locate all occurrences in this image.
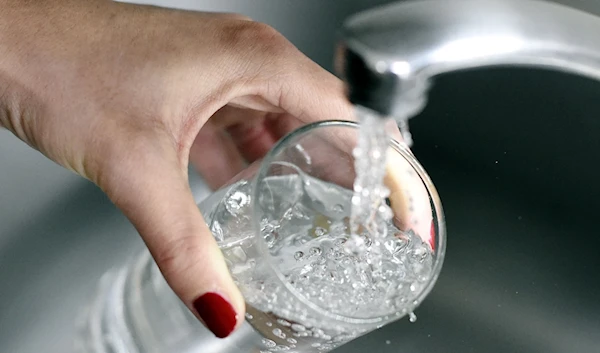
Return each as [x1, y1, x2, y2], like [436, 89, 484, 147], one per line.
[336, 0, 600, 120]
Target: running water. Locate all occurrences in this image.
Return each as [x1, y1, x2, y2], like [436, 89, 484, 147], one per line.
[346, 107, 394, 255]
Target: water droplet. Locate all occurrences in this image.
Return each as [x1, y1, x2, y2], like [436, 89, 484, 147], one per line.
[287, 338, 297, 344]
[225, 190, 250, 214]
[378, 205, 393, 220]
[266, 322, 273, 327]
[309, 247, 322, 256]
[264, 231, 278, 248]
[332, 204, 344, 213]
[409, 312, 417, 323]
[273, 328, 286, 339]
[281, 208, 294, 221]
[314, 227, 326, 237]
[294, 251, 304, 261]
[245, 313, 253, 320]
[385, 340, 391, 345]
[262, 338, 276, 348]
[291, 324, 306, 332]
[277, 319, 291, 327]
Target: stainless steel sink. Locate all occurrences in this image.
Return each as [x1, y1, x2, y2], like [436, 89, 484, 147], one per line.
[1, 1, 599, 352]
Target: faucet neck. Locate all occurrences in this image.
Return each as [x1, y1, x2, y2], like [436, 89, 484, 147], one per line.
[337, 0, 600, 118]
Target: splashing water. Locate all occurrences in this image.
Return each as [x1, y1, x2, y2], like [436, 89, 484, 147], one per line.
[205, 112, 428, 351]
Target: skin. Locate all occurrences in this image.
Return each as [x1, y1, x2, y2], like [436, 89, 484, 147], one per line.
[0, 0, 433, 337]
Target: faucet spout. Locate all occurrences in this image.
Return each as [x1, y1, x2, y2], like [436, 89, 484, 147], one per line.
[336, 0, 600, 119]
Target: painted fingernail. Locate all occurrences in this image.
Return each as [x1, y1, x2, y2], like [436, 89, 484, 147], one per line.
[193, 292, 237, 339]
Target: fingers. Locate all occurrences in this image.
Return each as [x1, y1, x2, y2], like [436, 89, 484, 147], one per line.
[384, 147, 434, 248]
[104, 153, 246, 339]
[190, 123, 246, 190]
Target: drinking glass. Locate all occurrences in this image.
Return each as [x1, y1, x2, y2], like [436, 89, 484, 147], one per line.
[76, 120, 446, 353]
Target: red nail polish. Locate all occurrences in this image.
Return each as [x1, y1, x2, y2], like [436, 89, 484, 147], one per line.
[430, 220, 436, 251]
[193, 292, 237, 339]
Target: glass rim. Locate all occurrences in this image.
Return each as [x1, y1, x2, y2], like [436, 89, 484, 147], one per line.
[251, 119, 446, 325]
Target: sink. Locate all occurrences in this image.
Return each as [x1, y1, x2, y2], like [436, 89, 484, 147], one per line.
[1, 1, 600, 352]
[342, 67, 600, 353]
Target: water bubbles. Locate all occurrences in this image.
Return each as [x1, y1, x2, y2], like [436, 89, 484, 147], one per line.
[286, 338, 297, 344]
[277, 319, 292, 327]
[333, 237, 347, 247]
[272, 328, 286, 339]
[410, 247, 428, 262]
[332, 204, 344, 213]
[218, 172, 435, 335]
[371, 149, 382, 160]
[262, 338, 277, 348]
[282, 208, 294, 221]
[300, 264, 314, 275]
[360, 189, 370, 198]
[378, 204, 393, 221]
[344, 235, 366, 255]
[385, 237, 408, 256]
[314, 227, 327, 237]
[245, 313, 253, 320]
[225, 190, 250, 215]
[329, 271, 344, 284]
[264, 232, 278, 249]
[291, 324, 306, 332]
[353, 146, 364, 158]
[408, 312, 417, 323]
[309, 247, 322, 256]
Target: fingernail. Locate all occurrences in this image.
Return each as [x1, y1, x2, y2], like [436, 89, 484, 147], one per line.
[193, 292, 237, 339]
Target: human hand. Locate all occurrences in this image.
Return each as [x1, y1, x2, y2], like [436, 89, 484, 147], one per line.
[0, 0, 352, 338]
[0, 0, 433, 340]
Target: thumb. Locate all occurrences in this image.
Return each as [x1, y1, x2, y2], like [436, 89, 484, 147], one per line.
[104, 153, 245, 339]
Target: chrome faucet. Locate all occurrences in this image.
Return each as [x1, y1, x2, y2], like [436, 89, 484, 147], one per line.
[336, 0, 600, 121]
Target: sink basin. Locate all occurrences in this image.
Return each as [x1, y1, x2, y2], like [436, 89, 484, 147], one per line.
[1, 1, 600, 352]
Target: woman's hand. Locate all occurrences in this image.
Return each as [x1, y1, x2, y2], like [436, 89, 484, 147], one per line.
[0, 0, 351, 338]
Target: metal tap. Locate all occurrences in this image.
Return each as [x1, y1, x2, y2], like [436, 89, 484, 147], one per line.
[336, 0, 600, 120]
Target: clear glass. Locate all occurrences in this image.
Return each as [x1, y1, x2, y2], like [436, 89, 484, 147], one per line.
[76, 120, 446, 353]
